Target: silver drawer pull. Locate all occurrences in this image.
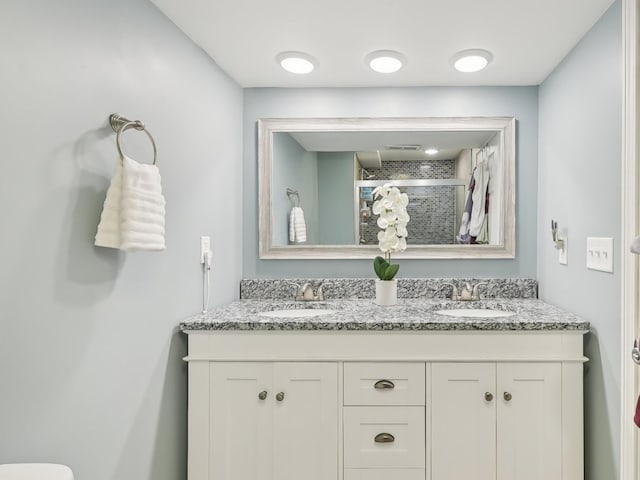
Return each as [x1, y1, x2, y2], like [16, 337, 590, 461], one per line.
[374, 432, 395, 443]
[258, 390, 268, 400]
[374, 379, 395, 390]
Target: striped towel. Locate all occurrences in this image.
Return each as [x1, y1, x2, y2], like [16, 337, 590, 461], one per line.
[288, 206, 307, 243]
[95, 155, 166, 251]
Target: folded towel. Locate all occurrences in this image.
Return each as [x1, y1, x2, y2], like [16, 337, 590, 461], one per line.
[94, 162, 123, 249]
[289, 206, 307, 243]
[120, 156, 166, 250]
[635, 395, 640, 428]
[95, 156, 166, 251]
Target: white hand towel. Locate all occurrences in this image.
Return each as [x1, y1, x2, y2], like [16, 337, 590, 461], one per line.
[294, 207, 307, 243]
[288, 206, 307, 243]
[120, 156, 166, 250]
[95, 162, 123, 249]
[289, 208, 296, 243]
[95, 156, 166, 251]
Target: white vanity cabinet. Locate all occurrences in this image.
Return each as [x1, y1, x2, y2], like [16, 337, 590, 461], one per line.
[205, 362, 338, 480]
[185, 329, 586, 480]
[431, 362, 563, 480]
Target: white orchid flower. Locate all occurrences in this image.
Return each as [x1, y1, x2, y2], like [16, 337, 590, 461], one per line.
[377, 227, 399, 252]
[396, 222, 408, 237]
[372, 183, 392, 197]
[396, 236, 407, 252]
[372, 183, 410, 255]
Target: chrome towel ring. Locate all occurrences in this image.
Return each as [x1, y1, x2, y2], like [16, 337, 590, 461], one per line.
[109, 113, 158, 165]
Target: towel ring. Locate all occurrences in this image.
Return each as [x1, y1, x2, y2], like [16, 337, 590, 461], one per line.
[109, 114, 157, 165]
[115, 121, 158, 165]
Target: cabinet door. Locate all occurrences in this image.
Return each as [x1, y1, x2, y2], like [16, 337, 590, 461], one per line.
[431, 363, 496, 480]
[273, 363, 338, 480]
[210, 363, 273, 480]
[497, 363, 562, 480]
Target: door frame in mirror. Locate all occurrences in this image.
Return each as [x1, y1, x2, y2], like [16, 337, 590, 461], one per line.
[258, 116, 515, 259]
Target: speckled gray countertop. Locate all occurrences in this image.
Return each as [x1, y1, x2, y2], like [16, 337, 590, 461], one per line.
[181, 298, 590, 332]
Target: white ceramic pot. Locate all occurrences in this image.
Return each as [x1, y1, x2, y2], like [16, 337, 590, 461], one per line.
[375, 279, 397, 306]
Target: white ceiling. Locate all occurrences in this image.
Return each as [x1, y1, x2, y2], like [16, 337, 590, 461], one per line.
[150, 0, 614, 88]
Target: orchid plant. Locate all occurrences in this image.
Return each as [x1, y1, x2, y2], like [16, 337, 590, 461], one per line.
[371, 183, 409, 281]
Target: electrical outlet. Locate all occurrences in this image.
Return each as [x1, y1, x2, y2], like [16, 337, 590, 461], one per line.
[200, 236, 211, 264]
[586, 237, 613, 273]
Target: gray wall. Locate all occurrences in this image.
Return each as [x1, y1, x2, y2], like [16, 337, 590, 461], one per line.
[244, 87, 539, 278]
[273, 133, 319, 244]
[317, 152, 355, 244]
[538, 2, 621, 479]
[0, 2, 242, 480]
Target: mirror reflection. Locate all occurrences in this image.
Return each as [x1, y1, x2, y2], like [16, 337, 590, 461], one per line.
[259, 117, 515, 259]
[273, 130, 501, 247]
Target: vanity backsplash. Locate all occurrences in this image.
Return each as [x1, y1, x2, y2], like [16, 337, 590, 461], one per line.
[240, 278, 538, 300]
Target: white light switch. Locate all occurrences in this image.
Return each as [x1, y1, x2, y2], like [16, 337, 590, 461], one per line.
[586, 237, 614, 273]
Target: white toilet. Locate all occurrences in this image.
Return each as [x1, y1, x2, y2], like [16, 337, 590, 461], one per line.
[0, 464, 73, 480]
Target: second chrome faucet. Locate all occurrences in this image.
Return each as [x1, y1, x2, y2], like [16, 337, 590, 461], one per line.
[288, 282, 325, 302]
[436, 282, 489, 301]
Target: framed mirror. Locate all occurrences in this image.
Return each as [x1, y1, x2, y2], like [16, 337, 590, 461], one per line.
[258, 117, 515, 259]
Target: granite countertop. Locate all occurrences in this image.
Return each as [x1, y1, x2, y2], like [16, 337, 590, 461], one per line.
[180, 298, 590, 332]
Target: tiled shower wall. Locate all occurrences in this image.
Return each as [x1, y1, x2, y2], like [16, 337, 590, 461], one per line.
[361, 159, 460, 245]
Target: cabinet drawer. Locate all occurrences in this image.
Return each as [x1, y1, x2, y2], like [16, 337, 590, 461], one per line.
[344, 469, 425, 480]
[344, 407, 425, 468]
[344, 363, 425, 406]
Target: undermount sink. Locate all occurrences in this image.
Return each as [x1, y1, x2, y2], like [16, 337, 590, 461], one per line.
[435, 308, 515, 318]
[257, 309, 336, 318]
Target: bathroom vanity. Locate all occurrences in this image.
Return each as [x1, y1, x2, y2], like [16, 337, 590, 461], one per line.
[181, 288, 588, 480]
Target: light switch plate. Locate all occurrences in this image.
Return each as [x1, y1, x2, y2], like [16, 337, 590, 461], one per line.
[586, 237, 614, 273]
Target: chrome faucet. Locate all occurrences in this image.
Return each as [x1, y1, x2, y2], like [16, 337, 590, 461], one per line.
[288, 282, 325, 302]
[471, 282, 489, 300]
[434, 282, 489, 301]
[433, 282, 459, 300]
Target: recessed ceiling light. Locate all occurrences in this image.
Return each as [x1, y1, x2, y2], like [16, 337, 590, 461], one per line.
[365, 50, 406, 73]
[451, 49, 493, 73]
[276, 51, 316, 74]
[425, 148, 439, 155]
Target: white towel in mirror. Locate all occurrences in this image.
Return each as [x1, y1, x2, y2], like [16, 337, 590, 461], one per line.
[289, 207, 307, 243]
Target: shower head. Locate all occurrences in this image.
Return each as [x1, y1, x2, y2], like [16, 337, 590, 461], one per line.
[361, 168, 375, 180]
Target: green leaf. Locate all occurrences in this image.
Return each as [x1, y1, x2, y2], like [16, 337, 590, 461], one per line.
[373, 256, 389, 280]
[383, 263, 399, 281]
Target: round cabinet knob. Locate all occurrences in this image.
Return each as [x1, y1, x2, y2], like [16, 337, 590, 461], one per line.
[484, 392, 494, 402]
[276, 392, 285, 402]
[504, 392, 513, 402]
[258, 391, 268, 400]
